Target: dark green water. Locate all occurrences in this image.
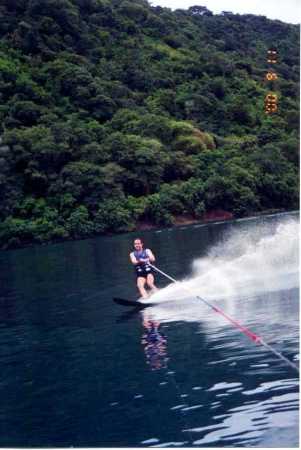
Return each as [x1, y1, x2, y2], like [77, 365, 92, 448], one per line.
[0, 212, 299, 447]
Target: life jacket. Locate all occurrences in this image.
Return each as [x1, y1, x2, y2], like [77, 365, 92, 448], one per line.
[134, 249, 152, 275]
[134, 249, 148, 261]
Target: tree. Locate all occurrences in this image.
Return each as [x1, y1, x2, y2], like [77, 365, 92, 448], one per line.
[104, 133, 169, 195]
[9, 100, 41, 126]
[94, 199, 134, 233]
[188, 6, 213, 16]
[60, 160, 124, 209]
[66, 205, 94, 238]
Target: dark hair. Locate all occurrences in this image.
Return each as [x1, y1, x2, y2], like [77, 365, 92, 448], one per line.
[134, 238, 143, 244]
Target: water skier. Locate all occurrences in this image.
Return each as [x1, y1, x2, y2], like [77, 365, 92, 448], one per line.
[130, 238, 158, 299]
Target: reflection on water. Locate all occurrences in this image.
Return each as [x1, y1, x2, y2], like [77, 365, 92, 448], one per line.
[141, 314, 168, 370]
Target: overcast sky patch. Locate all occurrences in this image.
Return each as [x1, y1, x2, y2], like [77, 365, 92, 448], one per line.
[150, 0, 300, 24]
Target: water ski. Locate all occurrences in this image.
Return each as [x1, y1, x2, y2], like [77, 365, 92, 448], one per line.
[113, 297, 155, 308]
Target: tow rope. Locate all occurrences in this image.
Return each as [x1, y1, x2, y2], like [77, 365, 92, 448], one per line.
[150, 264, 299, 373]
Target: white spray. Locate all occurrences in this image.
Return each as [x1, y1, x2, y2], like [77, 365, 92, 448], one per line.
[150, 218, 299, 304]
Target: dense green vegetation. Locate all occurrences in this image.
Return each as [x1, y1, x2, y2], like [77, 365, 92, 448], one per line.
[0, 0, 299, 249]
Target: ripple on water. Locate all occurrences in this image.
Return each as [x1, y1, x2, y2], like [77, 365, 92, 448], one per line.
[141, 438, 160, 444]
[182, 381, 298, 447]
[150, 441, 188, 447]
[181, 404, 203, 412]
[170, 404, 187, 411]
[207, 381, 242, 391]
[242, 378, 298, 396]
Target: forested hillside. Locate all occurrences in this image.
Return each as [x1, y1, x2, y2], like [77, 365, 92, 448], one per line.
[0, 0, 299, 249]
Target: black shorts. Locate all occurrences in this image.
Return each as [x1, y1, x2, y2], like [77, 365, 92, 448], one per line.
[135, 265, 153, 279]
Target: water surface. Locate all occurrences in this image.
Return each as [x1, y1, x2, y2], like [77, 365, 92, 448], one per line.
[0, 212, 299, 447]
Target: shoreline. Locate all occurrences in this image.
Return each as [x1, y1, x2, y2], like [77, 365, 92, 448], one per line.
[1, 208, 297, 252]
[136, 208, 291, 232]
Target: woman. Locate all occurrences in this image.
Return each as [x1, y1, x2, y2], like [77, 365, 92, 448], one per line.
[130, 238, 158, 299]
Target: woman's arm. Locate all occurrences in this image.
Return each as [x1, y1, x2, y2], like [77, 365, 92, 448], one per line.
[130, 252, 139, 265]
[146, 249, 155, 262]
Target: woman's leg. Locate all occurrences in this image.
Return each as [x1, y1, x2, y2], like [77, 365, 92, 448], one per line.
[137, 276, 148, 298]
[146, 273, 158, 293]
